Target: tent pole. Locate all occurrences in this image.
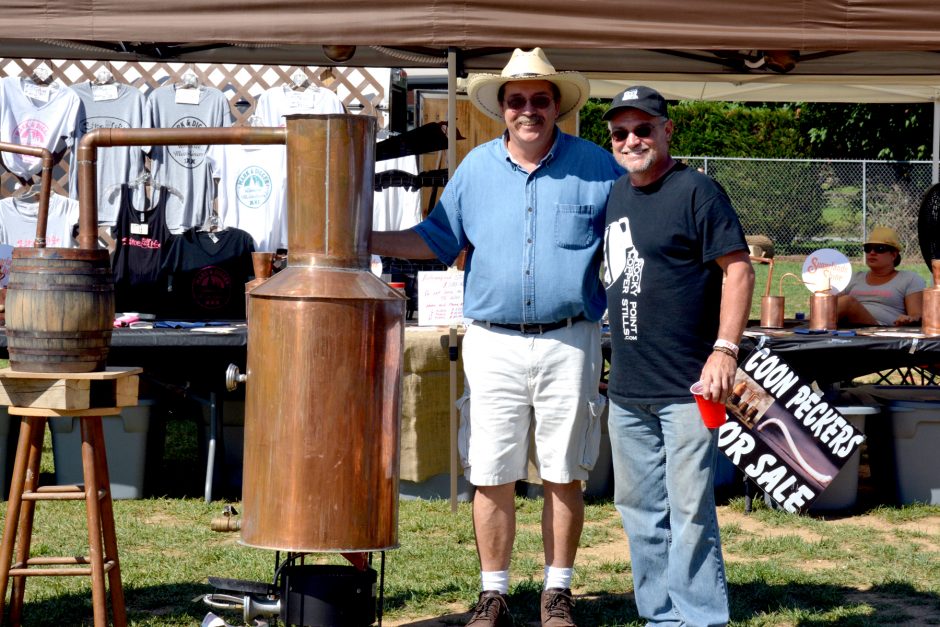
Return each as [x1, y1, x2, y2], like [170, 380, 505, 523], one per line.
[933, 100, 939, 185]
[447, 47, 459, 514]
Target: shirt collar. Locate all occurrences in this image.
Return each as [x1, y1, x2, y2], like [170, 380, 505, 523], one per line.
[500, 126, 561, 169]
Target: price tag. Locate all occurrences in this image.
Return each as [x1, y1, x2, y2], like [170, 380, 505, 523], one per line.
[92, 84, 119, 101]
[287, 89, 316, 111]
[175, 87, 201, 105]
[130, 222, 149, 236]
[417, 270, 465, 326]
[23, 82, 50, 102]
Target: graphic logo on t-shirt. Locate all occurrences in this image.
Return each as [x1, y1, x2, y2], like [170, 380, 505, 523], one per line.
[191, 265, 231, 310]
[81, 116, 130, 133]
[169, 117, 208, 168]
[604, 217, 644, 341]
[12, 119, 49, 166]
[235, 166, 272, 208]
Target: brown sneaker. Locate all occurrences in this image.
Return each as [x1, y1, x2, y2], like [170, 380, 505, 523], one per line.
[466, 590, 513, 626]
[541, 587, 576, 627]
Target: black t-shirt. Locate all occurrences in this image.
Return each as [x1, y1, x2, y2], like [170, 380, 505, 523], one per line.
[159, 226, 255, 320]
[603, 163, 747, 404]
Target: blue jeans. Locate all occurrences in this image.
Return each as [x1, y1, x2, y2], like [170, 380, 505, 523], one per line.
[608, 400, 729, 627]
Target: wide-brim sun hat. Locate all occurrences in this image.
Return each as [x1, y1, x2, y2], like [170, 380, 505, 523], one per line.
[466, 47, 590, 122]
[866, 225, 902, 266]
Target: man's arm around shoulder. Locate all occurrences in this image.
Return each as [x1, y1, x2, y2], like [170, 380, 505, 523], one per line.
[370, 228, 438, 260]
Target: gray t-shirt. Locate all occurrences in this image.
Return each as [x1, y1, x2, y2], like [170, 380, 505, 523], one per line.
[844, 269, 926, 325]
[145, 84, 232, 233]
[69, 82, 147, 226]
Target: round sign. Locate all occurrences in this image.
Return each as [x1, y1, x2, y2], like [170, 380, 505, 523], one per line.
[801, 248, 852, 294]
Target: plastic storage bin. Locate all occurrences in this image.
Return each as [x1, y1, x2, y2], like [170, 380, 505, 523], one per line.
[809, 410, 871, 511]
[885, 399, 940, 505]
[50, 400, 152, 499]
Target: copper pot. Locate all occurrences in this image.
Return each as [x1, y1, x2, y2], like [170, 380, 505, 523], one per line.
[809, 290, 838, 330]
[922, 287, 940, 336]
[760, 295, 785, 328]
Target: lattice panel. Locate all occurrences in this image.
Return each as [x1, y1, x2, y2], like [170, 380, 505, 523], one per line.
[0, 58, 389, 197]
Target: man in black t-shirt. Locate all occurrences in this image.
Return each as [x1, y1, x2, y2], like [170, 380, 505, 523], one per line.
[602, 86, 754, 627]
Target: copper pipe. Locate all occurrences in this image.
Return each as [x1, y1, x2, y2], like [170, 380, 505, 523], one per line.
[0, 141, 53, 248]
[749, 255, 775, 298]
[76, 127, 287, 250]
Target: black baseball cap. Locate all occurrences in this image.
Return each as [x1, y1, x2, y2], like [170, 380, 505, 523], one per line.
[602, 86, 668, 120]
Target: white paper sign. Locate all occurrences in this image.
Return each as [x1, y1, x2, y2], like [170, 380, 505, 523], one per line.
[801, 248, 852, 295]
[418, 270, 464, 326]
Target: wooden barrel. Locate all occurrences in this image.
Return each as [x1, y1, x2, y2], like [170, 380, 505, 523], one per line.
[5, 248, 114, 373]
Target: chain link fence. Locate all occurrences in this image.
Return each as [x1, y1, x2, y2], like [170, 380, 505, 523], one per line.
[682, 157, 936, 261]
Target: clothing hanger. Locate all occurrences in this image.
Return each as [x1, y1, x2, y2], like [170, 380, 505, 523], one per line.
[289, 69, 314, 92]
[180, 67, 200, 89]
[28, 62, 54, 85]
[198, 210, 225, 233]
[93, 64, 115, 85]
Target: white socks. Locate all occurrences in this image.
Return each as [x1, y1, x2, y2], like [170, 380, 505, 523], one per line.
[481, 570, 509, 594]
[544, 565, 573, 590]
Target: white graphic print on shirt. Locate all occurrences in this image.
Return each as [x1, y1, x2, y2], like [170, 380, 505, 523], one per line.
[603, 216, 644, 341]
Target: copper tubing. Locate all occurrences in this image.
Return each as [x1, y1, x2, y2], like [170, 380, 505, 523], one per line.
[76, 127, 287, 250]
[0, 141, 53, 247]
[749, 256, 775, 298]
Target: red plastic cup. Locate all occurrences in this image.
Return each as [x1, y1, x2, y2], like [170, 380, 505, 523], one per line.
[690, 381, 727, 429]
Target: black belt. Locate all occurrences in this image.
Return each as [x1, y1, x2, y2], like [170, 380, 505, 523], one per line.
[485, 313, 586, 335]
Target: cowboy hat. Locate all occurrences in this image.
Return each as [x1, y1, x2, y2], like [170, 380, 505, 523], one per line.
[466, 48, 590, 122]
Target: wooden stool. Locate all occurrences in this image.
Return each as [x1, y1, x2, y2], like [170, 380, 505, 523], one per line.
[0, 367, 141, 627]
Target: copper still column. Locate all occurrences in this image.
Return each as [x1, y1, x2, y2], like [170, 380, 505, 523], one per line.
[241, 115, 405, 552]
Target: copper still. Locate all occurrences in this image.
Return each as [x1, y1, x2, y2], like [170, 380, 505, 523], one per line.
[809, 290, 838, 330]
[238, 115, 405, 552]
[751, 256, 784, 328]
[922, 286, 940, 336]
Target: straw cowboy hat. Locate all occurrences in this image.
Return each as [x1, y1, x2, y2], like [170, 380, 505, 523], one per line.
[466, 47, 590, 122]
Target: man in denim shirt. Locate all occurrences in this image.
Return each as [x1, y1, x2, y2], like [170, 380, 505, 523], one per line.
[372, 48, 622, 627]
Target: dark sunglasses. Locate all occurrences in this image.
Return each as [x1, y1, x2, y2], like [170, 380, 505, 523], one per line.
[503, 94, 554, 110]
[863, 244, 895, 254]
[609, 123, 660, 142]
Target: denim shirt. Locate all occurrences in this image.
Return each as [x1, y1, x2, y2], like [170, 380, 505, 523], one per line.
[415, 129, 624, 324]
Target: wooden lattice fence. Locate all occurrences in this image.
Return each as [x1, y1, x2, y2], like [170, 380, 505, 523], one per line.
[0, 58, 389, 197]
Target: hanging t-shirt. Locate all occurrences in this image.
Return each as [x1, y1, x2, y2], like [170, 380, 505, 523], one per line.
[145, 83, 232, 234]
[112, 184, 172, 314]
[0, 193, 79, 248]
[68, 81, 148, 227]
[253, 85, 345, 127]
[207, 144, 287, 251]
[373, 153, 423, 231]
[0, 76, 80, 178]
[160, 226, 255, 320]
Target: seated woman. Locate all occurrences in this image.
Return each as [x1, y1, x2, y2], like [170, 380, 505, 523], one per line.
[837, 226, 926, 326]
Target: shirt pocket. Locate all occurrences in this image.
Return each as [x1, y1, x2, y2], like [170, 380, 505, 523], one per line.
[554, 203, 597, 250]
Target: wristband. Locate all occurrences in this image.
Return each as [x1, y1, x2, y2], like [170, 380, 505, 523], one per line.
[712, 345, 737, 358]
[713, 338, 739, 357]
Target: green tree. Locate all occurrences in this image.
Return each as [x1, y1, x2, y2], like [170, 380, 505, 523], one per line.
[798, 102, 933, 160]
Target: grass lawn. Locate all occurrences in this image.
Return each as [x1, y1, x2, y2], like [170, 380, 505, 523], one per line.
[1, 433, 938, 627]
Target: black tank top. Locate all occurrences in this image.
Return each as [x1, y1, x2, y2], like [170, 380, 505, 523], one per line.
[111, 185, 171, 314]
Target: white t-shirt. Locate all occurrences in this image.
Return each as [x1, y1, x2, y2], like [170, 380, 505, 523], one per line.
[0, 77, 80, 178]
[254, 85, 345, 127]
[0, 193, 79, 248]
[374, 154, 422, 231]
[208, 144, 287, 252]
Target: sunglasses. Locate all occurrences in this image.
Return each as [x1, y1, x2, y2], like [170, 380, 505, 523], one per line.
[503, 94, 554, 110]
[863, 244, 895, 254]
[609, 123, 660, 142]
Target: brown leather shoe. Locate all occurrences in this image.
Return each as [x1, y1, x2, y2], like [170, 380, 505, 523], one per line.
[541, 587, 576, 627]
[466, 590, 513, 626]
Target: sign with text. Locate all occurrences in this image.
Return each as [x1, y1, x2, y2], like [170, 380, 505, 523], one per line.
[717, 347, 865, 513]
[417, 270, 464, 326]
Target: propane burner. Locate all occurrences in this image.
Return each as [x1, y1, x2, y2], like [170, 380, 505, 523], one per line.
[203, 554, 384, 627]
